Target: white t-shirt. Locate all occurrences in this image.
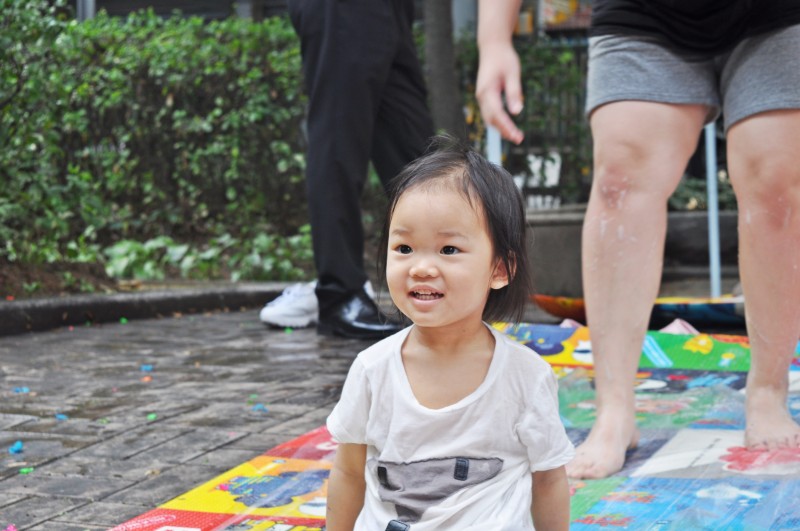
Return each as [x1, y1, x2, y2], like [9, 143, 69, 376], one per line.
[327, 324, 575, 530]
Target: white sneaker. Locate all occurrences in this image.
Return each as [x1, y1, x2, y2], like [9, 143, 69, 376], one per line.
[259, 280, 376, 329]
[259, 281, 318, 328]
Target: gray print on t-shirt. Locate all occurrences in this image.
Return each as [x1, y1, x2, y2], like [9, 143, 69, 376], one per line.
[373, 456, 504, 523]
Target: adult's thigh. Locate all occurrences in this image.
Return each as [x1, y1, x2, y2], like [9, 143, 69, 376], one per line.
[590, 101, 707, 203]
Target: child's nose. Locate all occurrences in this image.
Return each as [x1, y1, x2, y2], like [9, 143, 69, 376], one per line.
[410, 257, 437, 278]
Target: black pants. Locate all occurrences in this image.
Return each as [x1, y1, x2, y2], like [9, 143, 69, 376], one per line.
[288, 0, 434, 312]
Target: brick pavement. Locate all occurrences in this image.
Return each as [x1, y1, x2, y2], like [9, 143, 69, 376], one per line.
[0, 283, 369, 530]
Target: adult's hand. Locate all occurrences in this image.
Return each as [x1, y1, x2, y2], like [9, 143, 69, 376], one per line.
[476, 0, 524, 144]
[476, 42, 525, 145]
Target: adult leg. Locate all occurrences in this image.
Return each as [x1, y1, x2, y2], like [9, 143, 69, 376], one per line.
[371, 0, 434, 192]
[290, 0, 396, 311]
[568, 101, 706, 479]
[727, 109, 800, 450]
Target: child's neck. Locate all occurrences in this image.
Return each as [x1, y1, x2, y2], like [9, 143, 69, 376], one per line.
[409, 319, 491, 355]
[401, 320, 496, 410]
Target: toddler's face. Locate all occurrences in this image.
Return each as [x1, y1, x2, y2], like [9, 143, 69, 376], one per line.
[386, 186, 508, 330]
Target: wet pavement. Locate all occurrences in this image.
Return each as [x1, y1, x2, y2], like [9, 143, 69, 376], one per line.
[0, 277, 733, 530]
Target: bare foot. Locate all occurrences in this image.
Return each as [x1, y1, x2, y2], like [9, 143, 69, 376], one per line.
[567, 412, 639, 479]
[745, 385, 800, 450]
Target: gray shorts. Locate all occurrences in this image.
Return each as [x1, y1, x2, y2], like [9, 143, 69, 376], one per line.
[586, 24, 800, 131]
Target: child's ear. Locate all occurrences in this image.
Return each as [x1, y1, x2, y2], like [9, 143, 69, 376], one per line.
[490, 256, 514, 290]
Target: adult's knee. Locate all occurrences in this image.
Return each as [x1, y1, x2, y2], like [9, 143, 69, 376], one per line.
[733, 156, 800, 230]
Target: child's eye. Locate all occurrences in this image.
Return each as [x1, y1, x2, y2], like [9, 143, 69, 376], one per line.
[396, 244, 413, 254]
[441, 246, 459, 255]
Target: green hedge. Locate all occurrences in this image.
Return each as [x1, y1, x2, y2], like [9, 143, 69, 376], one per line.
[1, 0, 311, 279]
[2, 2, 600, 284]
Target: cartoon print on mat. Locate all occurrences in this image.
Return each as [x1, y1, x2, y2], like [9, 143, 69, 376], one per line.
[220, 469, 330, 508]
[560, 376, 722, 429]
[523, 326, 575, 356]
[561, 326, 593, 364]
[494, 322, 757, 370]
[375, 457, 502, 523]
[683, 334, 715, 354]
[634, 369, 747, 394]
[721, 446, 800, 475]
[570, 477, 774, 530]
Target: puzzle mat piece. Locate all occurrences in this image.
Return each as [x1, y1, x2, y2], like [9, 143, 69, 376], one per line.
[632, 429, 800, 479]
[558, 369, 800, 431]
[559, 370, 752, 430]
[498, 321, 800, 372]
[113, 456, 330, 531]
[570, 475, 800, 530]
[111, 510, 325, 531]
[493, 322, 767, 372]
[266, 425, 337, 462]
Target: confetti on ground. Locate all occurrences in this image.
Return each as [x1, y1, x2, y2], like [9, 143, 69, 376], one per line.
[19, 467, 34, 475]
[251, 403, 269, 413]
[146, 413, 158, 421]
[55, 413, 68, 421]
[140, 364, 153, 372]
[97, 418, 110, 424]
[284, 327, 293, 334]
[12, 387, 29, 394]
[120, 317, 128, 324]
[141, 375, 153, 383]
[4, 524, 18, 531]
[5, 295, 14, 301]
[8, 441, 23, 454]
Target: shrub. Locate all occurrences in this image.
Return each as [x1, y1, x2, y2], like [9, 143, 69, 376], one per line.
[1, 1, 310, 280]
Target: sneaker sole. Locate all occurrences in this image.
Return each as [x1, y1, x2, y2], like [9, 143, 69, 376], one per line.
[260, 316, 317, 329]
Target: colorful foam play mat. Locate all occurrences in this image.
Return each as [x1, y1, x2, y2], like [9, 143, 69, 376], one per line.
[113, 322, 800, 530]
[532, 293, 746, 326]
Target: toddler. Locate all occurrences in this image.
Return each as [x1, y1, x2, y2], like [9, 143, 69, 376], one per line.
[325, 136, 574, 530]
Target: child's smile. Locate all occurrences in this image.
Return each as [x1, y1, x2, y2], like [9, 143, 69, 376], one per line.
[411, 289, 443, 301]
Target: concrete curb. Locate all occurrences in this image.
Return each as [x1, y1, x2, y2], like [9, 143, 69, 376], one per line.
[0, 282, 288, 336]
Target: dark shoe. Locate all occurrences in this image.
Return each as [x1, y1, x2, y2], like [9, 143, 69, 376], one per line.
[317, 289, 403, 340]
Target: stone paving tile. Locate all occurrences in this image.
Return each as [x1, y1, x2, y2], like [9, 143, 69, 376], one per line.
[0, 431, 95, 481]
[1, 472, 133, 500]
[226, 431, 292, 453]
[175, 402, 281, 432]
[0, 414, 38, 431]
[0, 496, 88, 530]
[36, 454, 177, 483]
[0, 491, 26, 507]
[131, 427, 247, 465]
[29, 523, 106, 531]
[261, 405, 340, 439]
[45, 501, 151, 528]
[186, 447, 262, 469]
[101, 463, 232, 507]
[68, 425, 197, 460]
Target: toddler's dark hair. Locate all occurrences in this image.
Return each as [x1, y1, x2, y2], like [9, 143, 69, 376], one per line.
[378, 134, 533, 323]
